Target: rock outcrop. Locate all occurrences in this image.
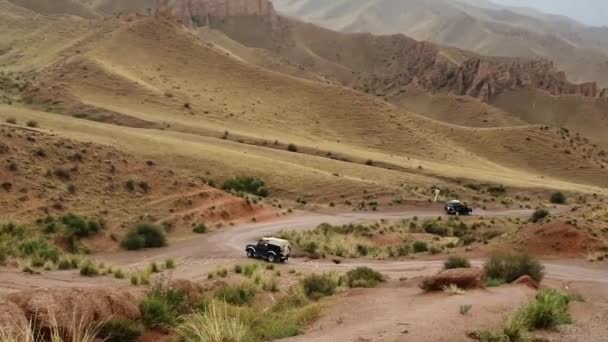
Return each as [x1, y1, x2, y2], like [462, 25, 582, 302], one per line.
[421, 268, 485, 291]
[156, 0, 277, 27]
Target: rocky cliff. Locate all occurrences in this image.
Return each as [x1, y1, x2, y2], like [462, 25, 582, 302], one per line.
[156, 0, 277, 27]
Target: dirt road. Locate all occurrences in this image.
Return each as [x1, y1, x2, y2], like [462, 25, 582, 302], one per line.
[91, 206, 608, 284]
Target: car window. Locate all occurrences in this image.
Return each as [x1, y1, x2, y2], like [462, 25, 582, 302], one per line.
[258, 240, 267, 246]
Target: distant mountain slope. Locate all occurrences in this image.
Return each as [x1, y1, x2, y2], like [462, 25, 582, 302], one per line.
[274, 0, 608, 88]
[4, 0, 608, 145]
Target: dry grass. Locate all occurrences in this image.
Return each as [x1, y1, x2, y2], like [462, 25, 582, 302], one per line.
[0, 309, 103, 342]
[442, 284, 466, 296]
[176, 302, 247, 342]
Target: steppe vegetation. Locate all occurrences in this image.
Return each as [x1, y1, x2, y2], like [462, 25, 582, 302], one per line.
[279, 216, 521, 259]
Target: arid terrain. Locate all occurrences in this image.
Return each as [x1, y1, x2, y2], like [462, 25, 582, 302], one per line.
[0, 0, 607, 341]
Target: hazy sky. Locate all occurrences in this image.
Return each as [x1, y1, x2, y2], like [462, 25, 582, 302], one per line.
[491, 0, 608, 27]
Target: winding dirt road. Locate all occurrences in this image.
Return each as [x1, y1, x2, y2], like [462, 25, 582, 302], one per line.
[93, 206, 608, 284]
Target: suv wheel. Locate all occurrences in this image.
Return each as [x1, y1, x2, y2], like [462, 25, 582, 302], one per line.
[267, 253, 276, 263]
[247, 250, 254, 258]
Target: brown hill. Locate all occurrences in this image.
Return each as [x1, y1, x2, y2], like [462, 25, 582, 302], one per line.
[0, 124, 267, 239]
[0, 1, 606, 203]
[8, 0, 608, 143]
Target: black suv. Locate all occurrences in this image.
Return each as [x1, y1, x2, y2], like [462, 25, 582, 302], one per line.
[445, 200, 473, 216]
[246, 237, 291, 263]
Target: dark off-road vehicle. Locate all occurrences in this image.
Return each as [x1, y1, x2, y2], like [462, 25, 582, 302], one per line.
[246, 237, 291, 263]
[445, 200, 473, 216]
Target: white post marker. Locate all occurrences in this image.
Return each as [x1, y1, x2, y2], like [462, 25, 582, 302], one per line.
[433, 189, 440, 203]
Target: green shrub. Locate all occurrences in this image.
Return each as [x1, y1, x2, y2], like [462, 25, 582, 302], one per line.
[120, 231, 145, 251]
[140, 296, 174, 328]
[222, 176, 269, 197]
[79, 261, 99, 277]
[477, 289, 573, 341]
[114, 269, 125, 279]
[100, 318, 143, 342]
[148, 262, 160, 273]
[165, 258, 175, 269]
[140, 281, 186, 327]
[234, 264, 243, 274]
[413, 241, 428, 253]
[345, 267, 384, 288]
[215, 282, 257, 306]
[287, 143, 298, 152]
[62, 213, 103, 239]
[121, 223, 166, 250]
[444, 256, 471, 270]
[17, 237, 60, 263]
[531, 209, 550, 223]
[549, 192, 566, 204]
[423, 221, 448, 236]
[301, 273, 339, 300]
[521, 289, 572, 329]
[57, 257, 74, 270]
[484, 253, 544, 284]
[176, 303, 247, 342]
[193, 223, 207, 234]
[243, 263, 258, 278]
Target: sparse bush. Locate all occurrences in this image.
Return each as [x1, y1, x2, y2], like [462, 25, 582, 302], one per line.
[57, 257, 74, 270]
[460, 304, 472, 316]
[234, 264, 243, 274]
[165, 258, 175, 269]
[121, 223, 167, 250]
[140, 296, 174, 328]
[193, 223, 207, 234]
[62, 213, 103, 239]
[484, 253, 544, 284]
[522, 289, 572, 329]
[287, 143, 298, 152]
[125, 179, 136, 191]
[345, 267, 384, 288]
[114, 268, 125, 279]
[444, 256, 471, 270]
[550, 192, 566, 204]
[176, 303, 247, 342]
[140, 281, 187, 327]
[487, 185, 506, 197]
[120, 231, 145, 251]
[301, 273, 339, 300]
[148, 262, 160, 273]
[79, 261, 99, 277]
[243, 263, 258, 278]
[476, 289, 572, 341]
[413, 241, 429, 253]
[215, 282, 257, 306]
[222, 176, 269, 197]
[100, 318, 143, 342]
[26, 120, 38, 128]
[531, 208, 550, 223]
[5, 117, 16, 124]
[423, 221, 448, 236]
